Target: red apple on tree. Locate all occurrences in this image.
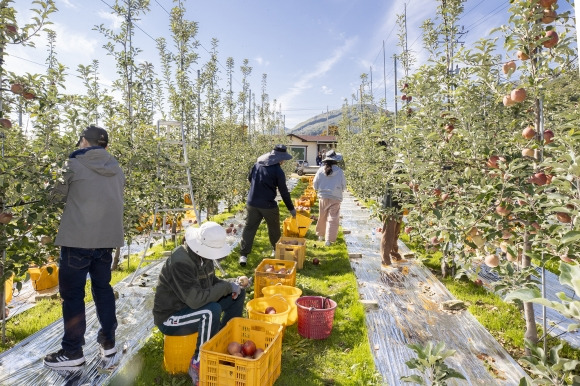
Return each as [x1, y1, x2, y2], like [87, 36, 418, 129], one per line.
[522, 126, 536, 139]
[5, 24, 17, 36]
[496, 204, 511, 217]
[542, 9, 557, 23]
[444, 124, 454, 133]
[401, 95, 407, 101]
[521, 148, 535, 158]
[23, 92, 36, 100]
[556, 212, 572, 223]
[484, 254, 500, 268]
[10, 83, 24, 94]
[503, 95, 515, 107]
[517, 50, 530, 60]
[0, 118, 12, 128]
[511, 88, 527, 103]
[544, 130, 554, 144]
[0, 212, 13, 224]
[487, 155, 500, 168]
[502, 61, 516, 74]
[539, 0, 557, 8]
[543, 30, 558, 48]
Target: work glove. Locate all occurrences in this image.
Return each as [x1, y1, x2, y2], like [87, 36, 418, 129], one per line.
[231, 281, 242, 299]
[290, 209, 297, 218]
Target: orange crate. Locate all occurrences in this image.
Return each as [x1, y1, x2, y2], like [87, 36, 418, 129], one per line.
[275, 237, 306, 269]
[28, 262, 59, 291]
[254, 259, 297, 298]
[199, 317, 283, 386]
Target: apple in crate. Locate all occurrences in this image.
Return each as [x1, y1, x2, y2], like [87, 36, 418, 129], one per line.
[227, 341, 242, 355]
[254, 348, 265, 359]
[241, 340, 256, 357]
[264, 306, 277, 314]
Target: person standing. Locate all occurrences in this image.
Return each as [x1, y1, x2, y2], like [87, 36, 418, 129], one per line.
[239, 145, 297, 266]
[44, 126, 125, 371]
[313, 150, 347, 246]
[381, 163, 405, 265]
[316, 152, 323, 166]
[153, 221, 244, 385]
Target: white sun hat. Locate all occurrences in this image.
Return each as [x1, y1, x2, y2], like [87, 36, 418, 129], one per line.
[185, 222, 232, 260]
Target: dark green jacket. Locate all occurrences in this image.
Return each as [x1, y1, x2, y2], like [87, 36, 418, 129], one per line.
[153, 244, 233, 326]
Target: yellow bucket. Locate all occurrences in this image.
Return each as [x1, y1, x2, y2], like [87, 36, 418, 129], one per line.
[163, 333, 198, 374]
[283, 213, 312, 238]
[246, 295, 290, 327]
[262, 284, 302, 325]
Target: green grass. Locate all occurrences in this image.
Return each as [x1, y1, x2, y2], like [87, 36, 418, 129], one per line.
[402, 233, 580, 362]
[117, 179, 381, 385]
[0, 242, 173, 353]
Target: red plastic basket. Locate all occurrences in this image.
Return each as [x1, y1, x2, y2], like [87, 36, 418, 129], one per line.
[296, 296, 337, 340]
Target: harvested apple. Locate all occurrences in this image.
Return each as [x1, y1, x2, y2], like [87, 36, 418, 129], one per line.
[474, 279, 483, 286]
[264, 306, 277, 314]
[253, 348, 265, 359]
[241, 340, 256, 357]
[484, 254, 500, 268]
[238, 275, 249, 287]
[225, 227, 233, 234]
[312, 257, 320, 265]
[277, 268, 287, 274]
[227, 341, 242, 355]
[265, 267, 275, 273]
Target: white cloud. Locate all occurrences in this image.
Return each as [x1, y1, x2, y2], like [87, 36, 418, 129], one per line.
[59, 0, 76, 8]
[254, 57, 270, 67]
[278, 36, 357, 109]
[98, 10, 124, 30]
[320, 85, 333, 95]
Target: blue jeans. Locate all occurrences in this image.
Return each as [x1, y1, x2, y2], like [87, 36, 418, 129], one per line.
[157, 289, 246, 362]
[59, 246, 117, 354]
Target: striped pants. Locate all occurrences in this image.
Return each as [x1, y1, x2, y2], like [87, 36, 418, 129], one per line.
[156, 290, 245, 362]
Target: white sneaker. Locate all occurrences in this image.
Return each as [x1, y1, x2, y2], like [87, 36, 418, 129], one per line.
[239, 255, 247, 266]
[271, 249, 275, 257]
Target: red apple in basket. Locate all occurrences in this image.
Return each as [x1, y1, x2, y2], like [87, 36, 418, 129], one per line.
[241, 340, 257, 357]
[254, 348, 265, 359]
[277, 268, 287, 274]
[265, 306, 277, 314]
[227, 341, 242, 355]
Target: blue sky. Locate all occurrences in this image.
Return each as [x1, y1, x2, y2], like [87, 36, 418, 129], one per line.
[8, 0, 577, 130]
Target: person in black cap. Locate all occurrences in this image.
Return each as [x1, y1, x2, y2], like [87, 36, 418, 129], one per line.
[239, 145, 297, 266]
[44, 125, 125, 371]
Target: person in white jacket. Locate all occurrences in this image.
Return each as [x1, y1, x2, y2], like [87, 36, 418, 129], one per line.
[313, 150, 347, 246]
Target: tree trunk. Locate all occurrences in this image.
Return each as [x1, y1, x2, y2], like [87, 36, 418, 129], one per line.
[522, 230, 538, 353]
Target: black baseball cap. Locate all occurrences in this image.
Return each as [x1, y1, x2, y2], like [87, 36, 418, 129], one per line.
[76, 125, 109, 147]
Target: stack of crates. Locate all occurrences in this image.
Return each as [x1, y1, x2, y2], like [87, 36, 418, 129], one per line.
[275, 236, 306, 269]
[282, 213, 312, 238]
[254, 259, 297, 298]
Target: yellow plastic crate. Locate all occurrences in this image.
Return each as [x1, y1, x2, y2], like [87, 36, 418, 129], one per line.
[282, 214, 312, 238]
[254, 259, 297, 298]
[275, 237, 306, 269]
[28, 262, 59, 291]
[163, 333, 198, 374]
[4, 274, 14, 305]
[199, 317, 283, 386]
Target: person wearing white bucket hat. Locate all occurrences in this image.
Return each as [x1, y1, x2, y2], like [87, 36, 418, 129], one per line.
[313, 150, 347, 246]
[153, 221, 245, 385]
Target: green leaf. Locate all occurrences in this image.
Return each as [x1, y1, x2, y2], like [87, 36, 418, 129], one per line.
[560, 231, 580, 246]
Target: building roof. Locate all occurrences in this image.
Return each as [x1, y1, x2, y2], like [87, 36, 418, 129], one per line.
[287, 134, 337, 143]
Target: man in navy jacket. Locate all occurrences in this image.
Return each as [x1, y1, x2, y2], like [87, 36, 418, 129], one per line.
[239, 145, 296, 266]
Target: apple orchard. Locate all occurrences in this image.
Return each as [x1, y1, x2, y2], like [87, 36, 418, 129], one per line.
[1, 0, 580, 380]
